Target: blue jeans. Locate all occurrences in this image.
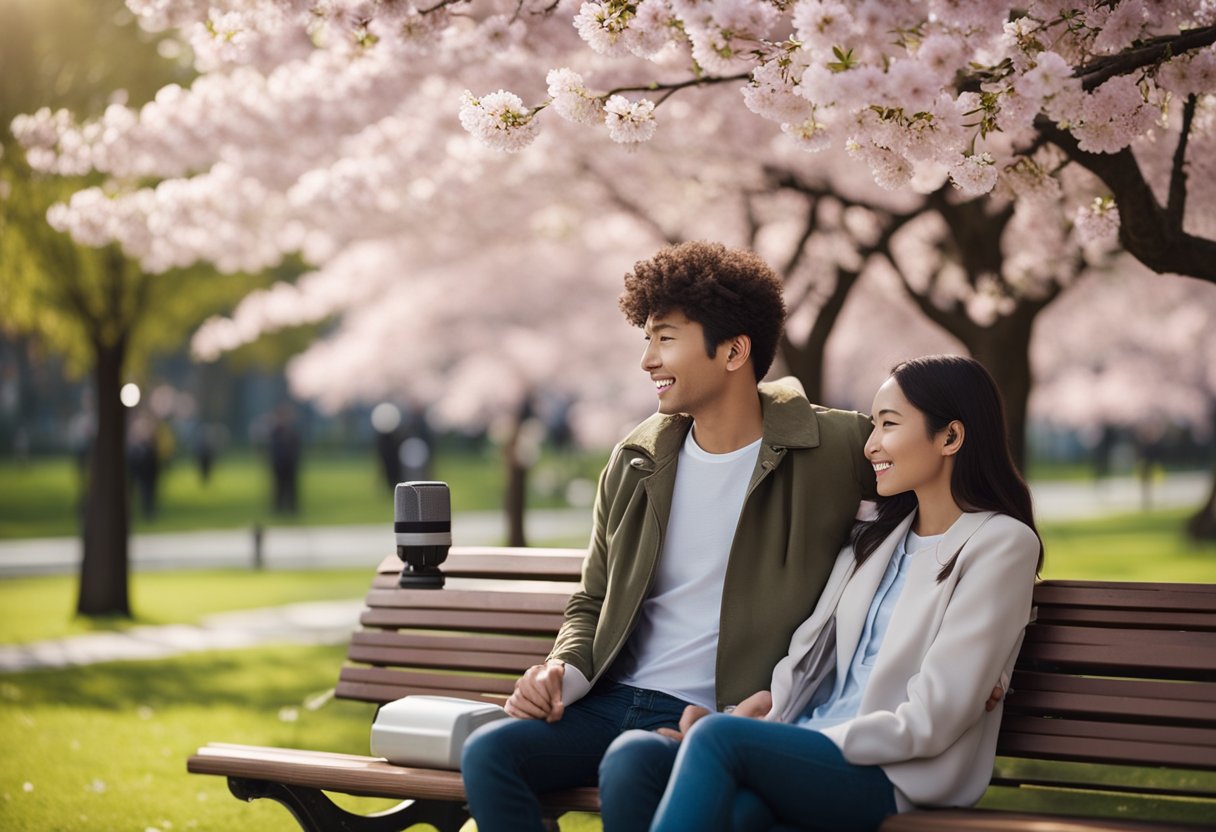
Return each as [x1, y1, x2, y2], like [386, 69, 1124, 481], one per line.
[461, 682, 688, 832]
[644, 714, 897, 832]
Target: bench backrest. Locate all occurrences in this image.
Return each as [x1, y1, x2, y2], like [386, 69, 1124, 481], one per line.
[335, 547, 585, 705]
[997, 580, 1216, 782]
[338, 549, 1216, 786]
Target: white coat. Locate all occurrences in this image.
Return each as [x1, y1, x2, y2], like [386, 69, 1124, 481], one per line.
[766, 510, 1040, 811]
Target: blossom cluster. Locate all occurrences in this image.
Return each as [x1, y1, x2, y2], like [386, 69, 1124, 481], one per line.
[455, 0, 1216, 242]
[11, 0, 1215, 297]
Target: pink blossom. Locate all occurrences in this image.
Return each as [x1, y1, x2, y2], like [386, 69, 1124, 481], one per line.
[547, 68, 604, 126]
[573, 2, 633, 57]
[604, 95, 657, 143]
[792, 0, 855, 50]
[948, 153, 999, 195]
[459, 90, 541, 153]
[1074, 197, 1121, 244]
[1071, 75, 1155, 153]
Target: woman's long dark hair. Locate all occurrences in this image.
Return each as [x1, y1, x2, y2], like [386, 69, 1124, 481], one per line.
[852, 355, 1043, 580]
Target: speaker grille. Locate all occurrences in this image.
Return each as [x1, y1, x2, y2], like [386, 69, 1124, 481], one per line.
[394, 482, 450, 522]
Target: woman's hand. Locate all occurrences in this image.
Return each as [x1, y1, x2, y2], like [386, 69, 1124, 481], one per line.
[655, 690, 773, 742]
[733, 690, 773, 718]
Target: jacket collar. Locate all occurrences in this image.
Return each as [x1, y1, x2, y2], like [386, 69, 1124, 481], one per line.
[619, 379, 821, 464]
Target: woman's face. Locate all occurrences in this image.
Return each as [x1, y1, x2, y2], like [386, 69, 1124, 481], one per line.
[865, 377, 952, 498]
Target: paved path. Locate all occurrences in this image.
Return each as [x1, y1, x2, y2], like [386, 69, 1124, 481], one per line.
[1, 473, 1208, 673]
[0, 507, 594, 577]
[0, 599, 363, 673]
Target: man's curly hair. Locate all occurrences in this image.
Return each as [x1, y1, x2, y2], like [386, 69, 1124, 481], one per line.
[619, 241, 786, 382]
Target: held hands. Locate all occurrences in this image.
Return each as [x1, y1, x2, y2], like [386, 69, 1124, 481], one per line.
[656, 690, 773, 742]
[985, 685, 1004, 712]
[505, 660, 566, 722]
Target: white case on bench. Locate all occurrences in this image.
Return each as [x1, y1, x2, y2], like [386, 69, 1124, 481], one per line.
[370, 695, 510, 770]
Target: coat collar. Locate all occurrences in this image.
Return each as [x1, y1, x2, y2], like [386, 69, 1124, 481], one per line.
[618, 378, 821, 464]
[834, 509, 997, 677]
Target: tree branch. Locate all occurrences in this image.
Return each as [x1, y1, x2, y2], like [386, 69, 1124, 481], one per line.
[418, 0, 470, 14]
[780, 197, 820, 279]
[1076, 26, 1216, 91]
[1038, 116, 1216, 282]
[580, 162, 681, 245]
[1167, 94, 1197, 225]
[605, 73, 751, 107]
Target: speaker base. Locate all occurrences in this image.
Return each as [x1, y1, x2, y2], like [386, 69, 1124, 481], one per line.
[398, 566, 446, 589]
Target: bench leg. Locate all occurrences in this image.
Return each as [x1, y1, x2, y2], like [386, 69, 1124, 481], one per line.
[227, 776, 470, 832]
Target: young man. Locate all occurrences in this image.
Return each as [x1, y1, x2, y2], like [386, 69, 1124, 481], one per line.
[461, 241, 878, 832]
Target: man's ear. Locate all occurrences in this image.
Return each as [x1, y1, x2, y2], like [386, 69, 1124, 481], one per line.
[942, 421, 964, 456]
[725, 335, 752, 372]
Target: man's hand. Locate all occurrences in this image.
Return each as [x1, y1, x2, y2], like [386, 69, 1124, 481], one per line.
[985, 685, 1004, 712]
[505, 660, 566, 722]
[656, 705, 710, 741]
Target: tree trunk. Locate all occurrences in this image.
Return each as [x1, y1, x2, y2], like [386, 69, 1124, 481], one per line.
[1186, 411, 1216, 540]
[778, 268, 861, 404]
[76, 337, 131, 617]
[502, 398, 534, 548]
[956, 311, 1037, 474]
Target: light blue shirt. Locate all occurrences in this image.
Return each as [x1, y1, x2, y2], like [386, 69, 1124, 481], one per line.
[798, 530, 942, 730]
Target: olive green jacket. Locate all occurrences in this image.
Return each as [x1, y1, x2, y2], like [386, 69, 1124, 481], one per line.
[548, 381, 877, 711]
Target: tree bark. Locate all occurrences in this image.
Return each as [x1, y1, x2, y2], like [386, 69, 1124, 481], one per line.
[961, 312, 1039, 473]
[1186, 410, 1216, 541]
[502, 397, 534, 548]
[778, 268, 861, 404]
[76, 336, 131, 617]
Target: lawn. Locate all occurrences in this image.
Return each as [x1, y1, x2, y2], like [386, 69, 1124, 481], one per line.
[0, 449, 608, 540]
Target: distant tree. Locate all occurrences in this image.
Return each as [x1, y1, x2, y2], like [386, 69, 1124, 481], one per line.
[1030, 266, 1216, 538]
[0, 0, 271, 616]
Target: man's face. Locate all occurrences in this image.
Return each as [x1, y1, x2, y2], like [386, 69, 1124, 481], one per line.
[640, 311, 728, 417]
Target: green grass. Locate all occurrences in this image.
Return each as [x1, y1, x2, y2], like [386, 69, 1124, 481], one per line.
[1038, 508, 1216, 582]
[0, 449, 609, 540]
[0, 644, 600, 831]
[1, 644, 1210, 831]
[0, 568, 375, 645]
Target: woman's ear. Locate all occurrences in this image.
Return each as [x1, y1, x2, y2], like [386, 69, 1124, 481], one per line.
[942, 421, 964, 456]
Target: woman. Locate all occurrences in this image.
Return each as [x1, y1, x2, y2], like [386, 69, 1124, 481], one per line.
[600, 355, 1042, 832]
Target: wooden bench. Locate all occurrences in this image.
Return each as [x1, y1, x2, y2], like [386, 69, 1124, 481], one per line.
[188, 548, 1216, 831]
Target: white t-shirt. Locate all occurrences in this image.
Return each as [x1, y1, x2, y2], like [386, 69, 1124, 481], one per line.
[613, 430, 762, 709]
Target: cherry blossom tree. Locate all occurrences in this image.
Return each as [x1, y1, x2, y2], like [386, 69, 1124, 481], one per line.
[9, 1, 1214, 536]
[1030, 265, 1216, 537]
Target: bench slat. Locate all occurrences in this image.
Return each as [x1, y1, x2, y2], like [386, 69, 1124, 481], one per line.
[881, 808, 1207, 831]
[1016, 642, 1215, 681]
[349, 629, 554, 656]
[1034, 607, 1216, 630]
[376, 550, 585, 580]
[1009, 671, 1216, 705]
[1005, 688, 1216, 726]
[999, 715, 1216, 748]
[347, 644, 543, 674]
[1028, 624, 1215, 649]
[187, 743, 600, 811]
[359, 608, 566, 635]
[335, 678, 508, 705]
[339, 666, 516, 696]
[365, 588, 569, 613]
[1032, 584, 1216, 612]
[997, 730, 1216, 771]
